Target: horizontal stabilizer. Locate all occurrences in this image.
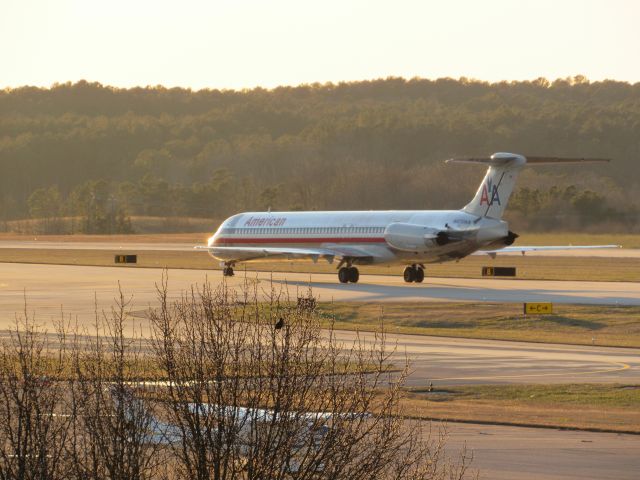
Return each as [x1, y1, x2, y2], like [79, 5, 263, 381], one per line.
[525, 156, 610, 164]
[446, 156, 519, 165]
[447, 155, 610, 165]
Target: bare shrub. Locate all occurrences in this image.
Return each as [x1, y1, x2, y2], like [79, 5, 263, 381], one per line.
[69, 291, 167, 480]
[0, 312, 73, 480]
[149, 278, 471, 480]
[0, 281, 472, 480]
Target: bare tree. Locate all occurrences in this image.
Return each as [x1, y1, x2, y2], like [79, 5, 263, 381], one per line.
[69, 290, 167, 480]
[0, 281, 472, 480]
[0, 310, 73, 480]
[149, 278, 471, 480]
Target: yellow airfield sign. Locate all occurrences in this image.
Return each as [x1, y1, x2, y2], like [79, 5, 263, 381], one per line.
[524, 302, 553, 315]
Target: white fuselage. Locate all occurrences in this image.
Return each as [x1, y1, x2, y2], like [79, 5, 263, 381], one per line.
[209, 210, 509, 266]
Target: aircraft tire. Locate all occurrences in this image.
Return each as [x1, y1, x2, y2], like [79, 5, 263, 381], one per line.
[223, 266, 234, 277]
[348, 267, 359, 283]
[403, 266, 416, 283]
[338, 267, 350, 283]
[415, 267, 425, 283]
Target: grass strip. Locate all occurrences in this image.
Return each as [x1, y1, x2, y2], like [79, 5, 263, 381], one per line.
[316, 302, 640, 348]
[403, 383, 640, 433]
[0, 247, 638, 282]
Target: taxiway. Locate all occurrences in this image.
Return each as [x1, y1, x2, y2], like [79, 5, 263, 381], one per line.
[1, 261, 639, 480]
[1, 262, 639, 387]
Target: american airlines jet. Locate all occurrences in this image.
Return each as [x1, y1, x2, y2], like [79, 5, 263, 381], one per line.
[201, 153, 616, 283]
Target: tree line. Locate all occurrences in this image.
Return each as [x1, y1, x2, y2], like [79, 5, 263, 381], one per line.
[1, 77, 638, 233]
[0, 281, 471, 479]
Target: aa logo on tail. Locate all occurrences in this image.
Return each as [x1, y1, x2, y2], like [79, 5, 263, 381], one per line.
[480, 180, 501, 206]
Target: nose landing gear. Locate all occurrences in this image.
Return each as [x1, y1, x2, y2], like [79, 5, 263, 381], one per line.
[403, 265, 424, 283]
[222, 264, 235, 277]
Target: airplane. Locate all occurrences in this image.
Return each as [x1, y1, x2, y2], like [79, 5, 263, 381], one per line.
[112, 385, 339, 472]
[200, 152, 618, 283]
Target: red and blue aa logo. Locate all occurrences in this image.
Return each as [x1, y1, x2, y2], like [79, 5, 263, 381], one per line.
[480, 180, 501, 206]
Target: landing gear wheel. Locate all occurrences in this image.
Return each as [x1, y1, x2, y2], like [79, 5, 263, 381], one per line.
[348, 267, 359, 283]
[415, 267, 425, 283]
[338, 267, 350, 283]
[338, 266, 359, 283]
[403, 266, 416, 283]
[223, 266, 234, 277]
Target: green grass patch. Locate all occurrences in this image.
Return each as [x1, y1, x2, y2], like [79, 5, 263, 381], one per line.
[411, 383, 640, 408]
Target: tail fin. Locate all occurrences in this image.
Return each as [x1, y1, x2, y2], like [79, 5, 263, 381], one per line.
[447, 152, 525, 219]
[446, 153, 610, 219]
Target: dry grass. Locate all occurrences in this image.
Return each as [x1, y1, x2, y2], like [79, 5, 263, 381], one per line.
[515, 232, 640, 249]
[2, 229, 639, 247]
[0, 246, 638, 282]
[2, 216, 216, 235]
[317, 302, 640, 347]
[0, 232, 210, 243]
[403, 383, 640, 433]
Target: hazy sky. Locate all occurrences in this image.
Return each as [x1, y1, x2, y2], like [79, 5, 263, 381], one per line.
[2, 0, 639, 90]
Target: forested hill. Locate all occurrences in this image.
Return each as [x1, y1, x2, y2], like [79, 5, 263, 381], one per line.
[1, 77, 639, 233]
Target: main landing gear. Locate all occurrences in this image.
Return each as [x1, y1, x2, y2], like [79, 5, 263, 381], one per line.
[403, 264, 424, 283]
[222, 264, 235, 277]
[338, 266, 359, 284]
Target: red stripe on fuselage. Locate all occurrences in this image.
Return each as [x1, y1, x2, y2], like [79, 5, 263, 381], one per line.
[213, 236, 386, 245]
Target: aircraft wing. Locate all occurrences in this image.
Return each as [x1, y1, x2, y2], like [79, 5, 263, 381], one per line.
[475, 245, 620, 257]
[195, 245, 373, 264]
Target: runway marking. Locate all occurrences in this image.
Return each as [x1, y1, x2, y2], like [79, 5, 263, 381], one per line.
[431, 361, 630, 381]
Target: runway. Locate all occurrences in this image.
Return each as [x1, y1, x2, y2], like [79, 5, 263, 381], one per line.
[336, 330, 640, 386]
[1, 262, 639, 315]
[1, 261, 639, 479]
